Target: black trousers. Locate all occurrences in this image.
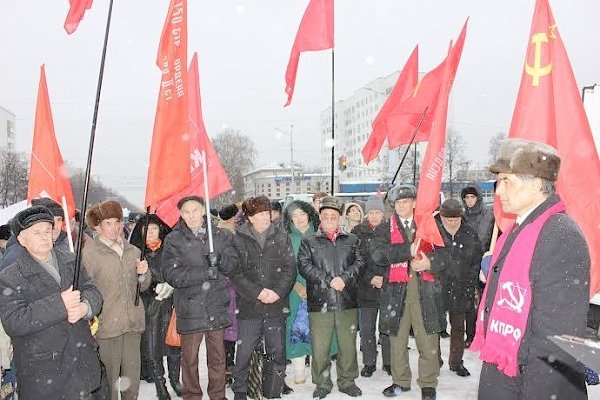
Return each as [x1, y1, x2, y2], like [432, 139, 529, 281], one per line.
[359, 306, 390, 367]
[232, 317, 286, 394]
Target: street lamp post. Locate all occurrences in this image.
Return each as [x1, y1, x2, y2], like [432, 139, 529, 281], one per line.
[275, 125, 295, 194]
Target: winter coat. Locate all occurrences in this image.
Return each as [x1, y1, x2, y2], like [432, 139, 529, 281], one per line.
[434, 216, 482, 313]
[461, 186, 495, 253]
[0, 250, 103, 399]
[298, 228, 364, 312]
[82, 237, 151, 339]
[162, 220, 238, 334]
[352, 222, 387, 308]
[480, 194, 589, 397]
[231, 222, 297, 320]
[0, 236, 24, 272]
[370, 213, 446, 336]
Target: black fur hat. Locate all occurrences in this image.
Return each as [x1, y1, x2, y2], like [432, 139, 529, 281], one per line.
[219, 204, 239, 221]
[11, 206, 55, 237]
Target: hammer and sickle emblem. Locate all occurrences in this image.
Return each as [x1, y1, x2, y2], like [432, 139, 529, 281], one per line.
[525, 32, 553, 87]
[496, 281, 526, 313]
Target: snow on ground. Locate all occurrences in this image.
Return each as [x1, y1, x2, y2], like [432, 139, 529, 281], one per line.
[138, 336, 600, 399]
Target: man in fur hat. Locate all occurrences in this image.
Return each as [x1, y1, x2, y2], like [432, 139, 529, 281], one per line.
[0, 205, 103, 399]
[298, 196, 364, 399]
[230, 196, 296, 400]
[371, 184, 443, 400]
[82, 200, 150, 400]
[473, 139, 590, 399]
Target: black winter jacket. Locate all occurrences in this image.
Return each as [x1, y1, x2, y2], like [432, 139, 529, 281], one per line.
[298, 228, 364, 313]
[434, 216, 482, 313]
[232, 223, 297, 320]
[162, 220, 238, 334]
[461, 186, 495, 253]
[352, 222, 386, 308]
[0, 250, 103, 399]
[370, 213, 446, 335]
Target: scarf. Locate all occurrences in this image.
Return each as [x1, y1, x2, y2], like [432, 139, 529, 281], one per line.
[389, 214, 434, 283]
[470, 200, 566, 377]
[146, 238, 162, 252]
[321, 225, 340, 242]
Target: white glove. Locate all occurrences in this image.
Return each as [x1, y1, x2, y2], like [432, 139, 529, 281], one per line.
[154, 282, 174, 301]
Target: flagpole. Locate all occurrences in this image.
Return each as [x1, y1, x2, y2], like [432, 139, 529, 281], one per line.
[384, 106, 428, 203]
[73, 0, 115, 289]
[135, 207, 150, 306]
[330, 48, 335, 196]
[201, 150, 215, 253]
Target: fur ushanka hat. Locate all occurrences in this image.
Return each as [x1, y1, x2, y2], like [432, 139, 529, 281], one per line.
[86, 200, 123, 229]
[489, 138, 561, 181]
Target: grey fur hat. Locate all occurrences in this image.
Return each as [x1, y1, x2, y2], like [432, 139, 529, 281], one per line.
[489, 138, 561, 181]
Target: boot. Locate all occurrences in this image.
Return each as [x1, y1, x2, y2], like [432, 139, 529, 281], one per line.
[152, 359, 171, 400]
[167, 353, 183, 397]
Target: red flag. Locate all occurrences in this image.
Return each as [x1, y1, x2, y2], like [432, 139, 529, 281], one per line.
[64, 0, 93, 34]
[155, 53, 232, 227]
[145, 0, 190, 210]
[506, 0, 600, 295]
[284, 0, 334, 106]
[414, 20, 468, 247]
[361, 46, 419, 165]
[28, 65, 76, 218]
[386, 53, 448, 149]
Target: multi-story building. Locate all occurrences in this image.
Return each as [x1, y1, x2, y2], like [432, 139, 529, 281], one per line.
[320, 71, 400, 187]
[243, 163, 335, 200]
[0, 106, 16, 151]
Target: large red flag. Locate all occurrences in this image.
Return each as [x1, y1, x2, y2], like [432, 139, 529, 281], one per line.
[145, 0, 190, 210]
[64, 0, 93, 34]
[28, 65, 76, 218]
[506, 0, 600, 295]
[155, 53, 232, 227]
[386, 53, 448, 149]
[361, 46, 419, 165]
[284, 0, 334, 107]
[414, 20, 468, 247]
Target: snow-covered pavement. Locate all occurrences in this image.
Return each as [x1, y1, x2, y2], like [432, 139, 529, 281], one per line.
[138, 336, 600, 399]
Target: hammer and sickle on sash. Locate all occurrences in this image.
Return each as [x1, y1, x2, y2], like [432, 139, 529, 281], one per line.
[525, 32, 553, 87]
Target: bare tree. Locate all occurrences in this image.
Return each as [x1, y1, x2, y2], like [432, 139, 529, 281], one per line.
[487, 132, 507, 165]
[389, 144, 421, 187]
[0, 150, 28, 207]
[445, 129, 468, 198]
[212, 128, 257, 206]
[69, 167, 139, 211]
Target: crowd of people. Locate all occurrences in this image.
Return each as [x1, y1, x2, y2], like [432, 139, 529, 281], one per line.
[0, 138, 593, 400]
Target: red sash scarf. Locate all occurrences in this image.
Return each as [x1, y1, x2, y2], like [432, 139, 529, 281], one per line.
[389, 214, 434, 283]
[470, 200, 566, 377]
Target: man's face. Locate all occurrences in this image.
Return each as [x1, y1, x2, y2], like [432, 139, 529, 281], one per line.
[96, 217, 123, 242]
[366, 210, 384, 227]
[320, 208, 340, 233]
[464, 194, 478, 208]
[441, 216, 462, 235]
[394, 198, 415, 219]
[17, 221, 54, 260]
[496, 173, 540, 216]
[52, 216, 63, 242]
[180, 200, 205, 230]
[248, 210, 271, 234]
[346, 205, 362, 223]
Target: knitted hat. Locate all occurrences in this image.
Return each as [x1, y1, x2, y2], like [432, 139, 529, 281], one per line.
[461, 186, 478, 199]
[365, 196, 385, 213]
[439, 199, 464, 218]
[319, 196, 342, 214]
[176, 195, 205, 210]
[489, 138, 561, 181]
[11, 206, 55, 237]
[219, 204, 239, 221]
[86, 200, 123, 229]
[242, 196, 271, 216]
[31, 197, 64, 217]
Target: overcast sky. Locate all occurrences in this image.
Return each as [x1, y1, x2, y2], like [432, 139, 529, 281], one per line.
[1, 0, 599, 207]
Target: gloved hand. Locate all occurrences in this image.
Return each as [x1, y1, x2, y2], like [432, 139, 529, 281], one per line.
[208, 252, 221, 267]
[154, 282, 174, 301]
